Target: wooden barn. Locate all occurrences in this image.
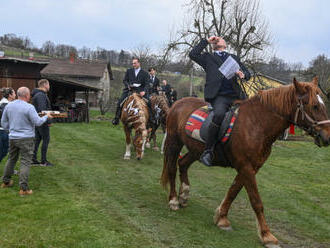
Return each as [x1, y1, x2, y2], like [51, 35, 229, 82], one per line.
[0, 57, 48, 91]
[41, 59, 113, 122]
[0, 56, 113, 123]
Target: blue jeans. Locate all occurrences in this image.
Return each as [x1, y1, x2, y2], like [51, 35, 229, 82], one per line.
[0, 129, 9, 162]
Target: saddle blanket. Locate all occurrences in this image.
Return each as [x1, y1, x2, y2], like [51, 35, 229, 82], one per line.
[185, 105, 239, 144]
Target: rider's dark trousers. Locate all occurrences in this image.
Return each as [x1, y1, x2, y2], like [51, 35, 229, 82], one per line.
[210, 95, 236, 125]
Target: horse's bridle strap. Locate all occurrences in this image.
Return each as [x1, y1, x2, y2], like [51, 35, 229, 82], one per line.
[294, 99, 330, 127]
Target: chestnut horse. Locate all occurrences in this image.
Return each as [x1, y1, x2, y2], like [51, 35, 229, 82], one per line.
[161, 77, 330, 247]
[121, 93, 149, 160]
[146, 94, 169, 151]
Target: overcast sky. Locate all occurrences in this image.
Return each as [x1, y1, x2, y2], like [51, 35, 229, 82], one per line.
[1, 0, 329, 67]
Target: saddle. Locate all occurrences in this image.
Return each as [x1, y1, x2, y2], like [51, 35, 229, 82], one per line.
[120, 94, 148, 108]
[185, 104, 239, 143]
[185, 104, 239, 166]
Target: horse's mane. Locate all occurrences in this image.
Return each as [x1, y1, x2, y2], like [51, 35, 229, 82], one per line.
[131, 93, 147, 108]
[151, 95, 170, 113]
[247, 82, 321, 116]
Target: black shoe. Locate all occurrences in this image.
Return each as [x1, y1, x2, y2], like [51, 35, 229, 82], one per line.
[200, 150, 213, 167]
[41, 161, 54, 167]
[112, 118, 119, 125]
[31, 159, 41, 165]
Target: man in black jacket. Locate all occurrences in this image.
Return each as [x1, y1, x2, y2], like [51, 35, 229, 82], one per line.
[31, 79, 54, 166]
[189, 36, 251, 166]
[148, 67, 160, 95]
[112, 58, 149, 125]
[161, 80, 172, 104]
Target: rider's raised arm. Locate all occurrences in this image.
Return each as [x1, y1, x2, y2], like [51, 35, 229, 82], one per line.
[189, 39, 209, 68]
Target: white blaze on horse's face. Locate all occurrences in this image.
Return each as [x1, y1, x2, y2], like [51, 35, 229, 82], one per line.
[317, 95, 324, 105]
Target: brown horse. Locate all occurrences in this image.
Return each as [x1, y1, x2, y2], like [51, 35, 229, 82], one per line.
[161, 77, 330, 247]
[121, 93, 149, 160]
[146, 94, 169, 151]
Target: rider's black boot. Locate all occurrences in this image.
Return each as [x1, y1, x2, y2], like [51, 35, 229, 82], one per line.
[200, 121, 220, 166]
[112, 106, 121, 125]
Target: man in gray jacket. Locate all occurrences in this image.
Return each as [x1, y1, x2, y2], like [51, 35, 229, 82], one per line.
[0, 87, 52, 195]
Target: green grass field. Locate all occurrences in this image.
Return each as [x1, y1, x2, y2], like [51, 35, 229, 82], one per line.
[0, 116, 329, 248]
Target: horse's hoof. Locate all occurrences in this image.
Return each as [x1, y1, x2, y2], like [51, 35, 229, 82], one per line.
[219, 225, 232, 231]
[169, 198, 179, 211]
[145, 142, 151, 148]
[136, 157, 141, 160]
[262, 232, 280, 248]
[179, 183, 189, 208]
[124, 155, 130, 160]
[264, 243, 281, 248]
[153, 146, 159, 151]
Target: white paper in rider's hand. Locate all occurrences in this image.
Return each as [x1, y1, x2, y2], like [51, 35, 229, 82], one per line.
[219, 56, 240, 80]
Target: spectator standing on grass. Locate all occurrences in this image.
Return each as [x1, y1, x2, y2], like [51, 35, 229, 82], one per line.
[1, 87, 52, 195]
[0, 88, 16, 162]
[31, 79, 54, 166]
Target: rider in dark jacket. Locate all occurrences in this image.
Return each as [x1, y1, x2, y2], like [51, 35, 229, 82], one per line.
[112, 58, 149, 125]
[189, 37, 250, 166]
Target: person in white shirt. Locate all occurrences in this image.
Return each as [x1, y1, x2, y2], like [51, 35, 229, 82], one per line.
[0, 87, 16, 162]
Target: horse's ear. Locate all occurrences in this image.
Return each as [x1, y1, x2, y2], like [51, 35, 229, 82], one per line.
[293, 78, 304, 96]
[312, 76, 318, 86]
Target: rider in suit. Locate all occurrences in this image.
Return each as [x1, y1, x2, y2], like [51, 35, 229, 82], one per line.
[112, 58, 149, 125]
[148, 67, 160, 95]
[189, 36, 251, 166]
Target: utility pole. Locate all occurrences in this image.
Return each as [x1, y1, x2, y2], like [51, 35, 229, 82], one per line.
[189, 67, 193, 96]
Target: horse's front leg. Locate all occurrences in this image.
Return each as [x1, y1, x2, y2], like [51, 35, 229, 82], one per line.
[214, 174, 244, 231]
[152, 127, 159, 151]
[123, 125, 131, 160]
[241, 166, 280, 248]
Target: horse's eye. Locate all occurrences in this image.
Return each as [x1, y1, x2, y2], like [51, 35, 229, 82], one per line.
[313, 105, 319, 110]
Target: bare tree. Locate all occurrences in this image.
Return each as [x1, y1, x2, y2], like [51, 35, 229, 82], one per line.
[78, 46, 92, 59]
[307, 54, 330, 95]
[131, 43, 158, 69]
[55, 44, 77, 58]
[42, 41, 56, 56]
[167, 0, 271, 62]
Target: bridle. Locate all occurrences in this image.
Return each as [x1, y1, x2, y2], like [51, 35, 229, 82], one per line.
[292, 98, 330, 137]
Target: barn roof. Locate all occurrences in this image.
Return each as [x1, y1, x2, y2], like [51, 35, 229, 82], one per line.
[0, 56, 49, 65]
[41, 59, 112, 79]
[255, 73, 288, 85]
